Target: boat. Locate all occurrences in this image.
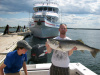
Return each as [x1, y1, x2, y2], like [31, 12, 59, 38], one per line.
[29, 0, 59, 38]
[21, 63, 97, 75]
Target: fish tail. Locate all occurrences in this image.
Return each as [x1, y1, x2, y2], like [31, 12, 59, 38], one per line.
[91, 48, 100, 58]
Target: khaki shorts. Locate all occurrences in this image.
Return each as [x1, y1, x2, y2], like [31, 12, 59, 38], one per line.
[5, 71, 22, 75]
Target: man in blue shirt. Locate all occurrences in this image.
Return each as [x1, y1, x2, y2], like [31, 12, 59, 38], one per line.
[0, 40, 32, 75]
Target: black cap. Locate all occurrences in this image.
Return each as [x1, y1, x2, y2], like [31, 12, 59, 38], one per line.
[17, 40, 32, 50]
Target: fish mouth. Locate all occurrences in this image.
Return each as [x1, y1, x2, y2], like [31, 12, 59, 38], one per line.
[47, 38, 52, 42]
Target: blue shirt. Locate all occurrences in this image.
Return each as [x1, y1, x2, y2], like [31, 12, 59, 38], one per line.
[4, 50, 27, 73]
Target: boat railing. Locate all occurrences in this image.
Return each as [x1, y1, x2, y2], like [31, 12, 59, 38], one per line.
[33, 11, 59, 17]
[34, 11, 58, 14]
[34, 2, 58, 6]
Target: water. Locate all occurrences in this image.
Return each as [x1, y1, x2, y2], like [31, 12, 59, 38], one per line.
[0, 28, 100, 74]
[0, 28, 17, 33]
[67, 29, 100, 75]
[25, 29, 100, 75]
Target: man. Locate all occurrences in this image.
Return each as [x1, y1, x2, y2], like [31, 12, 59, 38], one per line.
[0, 40, 32, 75]
[45, 24, 77, 75]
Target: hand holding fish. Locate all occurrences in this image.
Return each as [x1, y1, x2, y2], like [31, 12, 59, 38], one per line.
[45, 42, 52, 53]
[72, 46, 77, 51]
[68, 46, 77, 56]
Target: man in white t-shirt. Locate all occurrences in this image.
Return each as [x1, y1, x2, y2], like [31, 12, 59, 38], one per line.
[45, 24, 77, 75]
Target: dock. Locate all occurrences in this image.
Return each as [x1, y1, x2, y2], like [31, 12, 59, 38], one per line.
[0, 31, 31, 65]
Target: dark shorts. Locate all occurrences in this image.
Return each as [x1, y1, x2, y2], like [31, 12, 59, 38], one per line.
[50, 64, 69, 75]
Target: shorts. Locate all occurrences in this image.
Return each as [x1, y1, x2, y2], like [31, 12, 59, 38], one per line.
[5, 71, 22, 75]
[50, 64, 69, 75]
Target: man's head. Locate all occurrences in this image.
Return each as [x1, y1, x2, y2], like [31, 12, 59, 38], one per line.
[59, 24, 67, 35]
[16, 40, 32, 54]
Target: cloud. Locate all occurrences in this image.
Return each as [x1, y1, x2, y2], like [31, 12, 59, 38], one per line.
[0, 0, 100, 28]
[0, 0, 32, 14]
[58, 0, 100, 15]
[60, 14, 100, 28]
[0, 0, 100, 15]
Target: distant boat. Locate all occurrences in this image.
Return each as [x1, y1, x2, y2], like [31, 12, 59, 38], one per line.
[29, 1, 59, 38]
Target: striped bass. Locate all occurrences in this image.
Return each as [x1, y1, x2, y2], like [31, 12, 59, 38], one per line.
[47, 39, 100, 58]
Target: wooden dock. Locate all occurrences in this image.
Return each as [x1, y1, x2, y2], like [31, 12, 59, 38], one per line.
[0, 32, 26, 65]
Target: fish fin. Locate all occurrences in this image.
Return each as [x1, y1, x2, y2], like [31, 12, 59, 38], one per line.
[76, 40, 84, 44]
[91, 49, 100, 58]
[80, 50, 84, 53]
[59, 45, 62, 48]
[58, 44, 64, 51]
[59, 45, 62, 50]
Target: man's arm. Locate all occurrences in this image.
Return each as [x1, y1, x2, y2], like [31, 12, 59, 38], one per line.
[68, 47, 77, 56]
[45, 42, 52, 53]
[0, 63, 6, 75]
[23, 62, 28, 75]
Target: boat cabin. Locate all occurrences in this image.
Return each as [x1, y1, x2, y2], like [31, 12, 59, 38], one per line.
[33, 2, 59, 23]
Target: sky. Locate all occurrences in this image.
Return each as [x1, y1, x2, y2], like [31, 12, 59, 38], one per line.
[0, 0, 100, 28]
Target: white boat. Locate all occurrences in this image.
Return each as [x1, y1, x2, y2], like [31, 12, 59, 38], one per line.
[21, 63, 97, 75]
[29, 1, 59, 38]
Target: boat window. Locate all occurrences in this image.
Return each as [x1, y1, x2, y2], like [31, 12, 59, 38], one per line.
[48, 7, 52, 11]
[39, 7, 43, 11]
[52, 17, 55, 22]
[44, 7, 47, 11]
[52, 8, 58, 13]
[35, 8, 38, 12]
[53, 8, 56, 12]
[56, 8, 58, 13]
[47, 16, 51, 22]
[46, 16, 58, 23]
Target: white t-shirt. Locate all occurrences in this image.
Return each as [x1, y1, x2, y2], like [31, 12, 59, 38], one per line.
[51, 36, 71, 67]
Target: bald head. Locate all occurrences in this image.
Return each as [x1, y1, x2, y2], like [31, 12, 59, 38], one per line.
[59, 24, 67, 29]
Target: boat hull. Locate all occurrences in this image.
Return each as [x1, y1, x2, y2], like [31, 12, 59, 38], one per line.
[29, 26, 59, 38]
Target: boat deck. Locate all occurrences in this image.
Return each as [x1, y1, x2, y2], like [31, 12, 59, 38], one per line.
[21, 63, 97, 75]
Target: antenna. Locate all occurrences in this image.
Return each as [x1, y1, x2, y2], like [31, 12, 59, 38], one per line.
[29, 10, 30, 22]
[46, 0, 50, 4]
[60, 9, 62, 23]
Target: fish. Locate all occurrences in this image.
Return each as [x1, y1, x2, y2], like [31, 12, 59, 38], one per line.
[47, 39, 100, 58]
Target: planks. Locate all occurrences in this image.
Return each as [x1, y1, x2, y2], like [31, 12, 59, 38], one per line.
[0, 33, 24, 64]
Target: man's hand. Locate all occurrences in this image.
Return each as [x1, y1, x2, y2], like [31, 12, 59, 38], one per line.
[45, 42, 49, 47]
[45, 42, 52, 53]
[68, 46, 77, 56]
[72, 46, 77, 51]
